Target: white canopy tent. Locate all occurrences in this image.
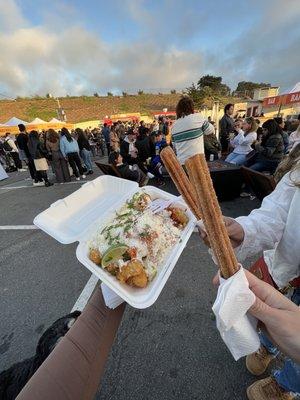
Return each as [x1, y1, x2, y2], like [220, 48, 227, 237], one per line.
[289, 82, 300, 94]
[49, 117, 65, 123]
[30, 117, 47, 124]
[4, 117, 28, 126]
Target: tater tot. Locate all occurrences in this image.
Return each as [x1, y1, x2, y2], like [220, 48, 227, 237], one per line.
[89, 248, 102, 265]
[127, 270, 148, 288]
[116, 260, 144, 283]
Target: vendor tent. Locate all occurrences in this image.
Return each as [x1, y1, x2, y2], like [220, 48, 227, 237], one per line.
[30, 117, 47, 124]
[289, 82, 300, 93]
[49, 117, 64, 123]
[4, 117, 28, 126]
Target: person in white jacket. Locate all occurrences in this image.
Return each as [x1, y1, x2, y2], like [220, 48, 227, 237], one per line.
[225, 117, 257, 165]
[202, 158, 300, 399]
[4, 133, 26, 171]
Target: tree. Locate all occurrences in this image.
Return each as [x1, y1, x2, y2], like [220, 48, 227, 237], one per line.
[186, 74, 231, 106]
[186, 82, 203, 105]
[198, 75, 230, 96]
[170, 89, 176, 94]
[138, 90, 144, 95]
[235, 81, 271, 98]
[93, 92, 99, 97]
[122, 91, 128, 97]
[107, 92, 113, 97]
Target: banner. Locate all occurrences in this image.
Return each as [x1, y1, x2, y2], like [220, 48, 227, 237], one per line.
[262, 95, 282, 107]
[286, 91, 300, 105]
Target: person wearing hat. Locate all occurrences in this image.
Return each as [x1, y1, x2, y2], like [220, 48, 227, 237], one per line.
[204, 124, 222, 161]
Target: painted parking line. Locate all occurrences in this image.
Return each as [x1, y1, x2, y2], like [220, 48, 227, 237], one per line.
[71, 273, 99, 312]
[0, 185, 31, 190]
[0, 225, 39, 230]
[0, 180, 88, 190]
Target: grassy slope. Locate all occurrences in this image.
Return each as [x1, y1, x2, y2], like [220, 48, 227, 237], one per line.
[0, 94, 242, 123]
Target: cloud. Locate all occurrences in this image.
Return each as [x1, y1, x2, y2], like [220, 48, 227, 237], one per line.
[0, 0, 204, 96]
[0, 0, 299, 97]
[0, 0, 27, 31]
[202, 0, 300, 91]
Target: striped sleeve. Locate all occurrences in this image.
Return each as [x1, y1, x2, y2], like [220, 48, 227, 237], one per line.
[172, 127, 204, 143]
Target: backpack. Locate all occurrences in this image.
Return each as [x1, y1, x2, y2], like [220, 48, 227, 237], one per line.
[3, 140, 13, 152]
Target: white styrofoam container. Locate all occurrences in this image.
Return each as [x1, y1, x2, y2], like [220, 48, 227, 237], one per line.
[34, 175, 196, 308]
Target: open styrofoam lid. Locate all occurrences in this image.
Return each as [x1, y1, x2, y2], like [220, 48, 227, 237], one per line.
[34, 176, 139, 244]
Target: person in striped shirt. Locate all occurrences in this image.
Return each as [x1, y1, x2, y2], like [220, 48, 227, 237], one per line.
[171, 96, 214, 164]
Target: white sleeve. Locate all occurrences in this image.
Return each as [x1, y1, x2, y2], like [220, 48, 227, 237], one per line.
[230, 130, 242, 146]
[8, 139, 19, 152]
[236, 131, 257, 146]
[234, 172, 296, 261]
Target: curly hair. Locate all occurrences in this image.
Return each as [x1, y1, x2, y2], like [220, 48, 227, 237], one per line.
[274, 143, 300, 187]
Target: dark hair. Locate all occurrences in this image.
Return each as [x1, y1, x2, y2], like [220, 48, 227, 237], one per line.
[18, 124, 26, 132]
[47, 129, 59, 143]
[29, 130, 39, 139]
[127, 128, 135, 135]
[61, 127, 73, 142]
[5, 132, 10, 137]
[104, 123, 107, 127]
[298, 114, 300, 121]
[274, 117, 283, 125]
[224, 103, 234, 114]
[75, 128, 87, 140]
[176, 96, 194, 119]
[261, 119, 282, 145]
[108, 151, 120, 165]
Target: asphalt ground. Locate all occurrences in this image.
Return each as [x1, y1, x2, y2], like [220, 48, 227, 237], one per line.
[0, 160, 265, 399]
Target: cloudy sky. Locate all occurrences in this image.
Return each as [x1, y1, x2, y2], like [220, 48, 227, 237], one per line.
[0, 0, 299, 97]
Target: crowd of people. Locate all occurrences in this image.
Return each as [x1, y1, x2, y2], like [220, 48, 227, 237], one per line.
[218, 103, 300, 172]
[1, 96, 300, 399]
[0, 117, 172, 187]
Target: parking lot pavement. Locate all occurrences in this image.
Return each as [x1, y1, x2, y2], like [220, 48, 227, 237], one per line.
[0, 167, 262, 399]
[0, 170, 100, 370]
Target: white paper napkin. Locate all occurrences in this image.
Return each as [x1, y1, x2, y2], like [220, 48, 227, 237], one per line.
[101, 283, 124, 309]
[212, 267, 260, 360]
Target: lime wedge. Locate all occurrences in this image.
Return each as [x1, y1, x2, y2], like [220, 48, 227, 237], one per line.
[101, 244, 129, 268]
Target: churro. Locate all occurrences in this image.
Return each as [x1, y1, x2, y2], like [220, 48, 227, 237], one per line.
[160, 146, 202, 221]
[185, 154, 239, 278]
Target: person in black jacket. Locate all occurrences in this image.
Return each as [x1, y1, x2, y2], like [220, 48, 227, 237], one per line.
[28, 131, 53, 187]
[17, 123, 36, 179]
[120, 128, 138, 165]
[219, 103, 235, 152]
[135, 128, 155, 163]
[246, 119, 284, 173]
[108, 151, 148, 185]
[75, 128, 93, 174]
